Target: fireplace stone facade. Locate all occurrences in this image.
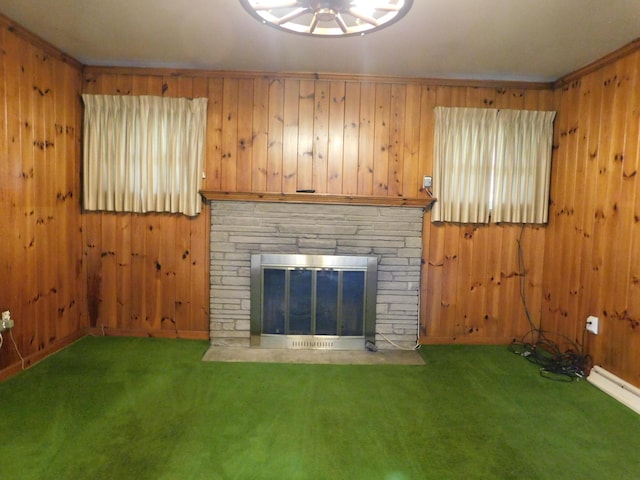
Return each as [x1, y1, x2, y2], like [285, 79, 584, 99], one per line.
[209, 201, 424, 349]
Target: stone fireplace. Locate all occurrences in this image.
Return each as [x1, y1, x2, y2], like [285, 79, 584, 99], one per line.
[209, 200, 424, 350]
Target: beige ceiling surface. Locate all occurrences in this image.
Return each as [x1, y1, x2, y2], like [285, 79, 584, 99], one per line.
[0, 0, 639, 82]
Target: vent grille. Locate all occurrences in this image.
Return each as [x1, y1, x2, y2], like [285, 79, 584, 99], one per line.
[289, 338, 335, 350]
[257, 334, 365, 350]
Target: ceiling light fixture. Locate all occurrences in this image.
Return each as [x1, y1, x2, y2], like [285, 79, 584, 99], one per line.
[240, 0, 413, 37]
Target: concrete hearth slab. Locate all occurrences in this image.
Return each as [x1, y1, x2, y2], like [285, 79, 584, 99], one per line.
[202, 347, 426, 365]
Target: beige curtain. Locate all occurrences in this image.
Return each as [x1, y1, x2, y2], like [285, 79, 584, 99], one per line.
[492, 109, 556, 223]
[432, 107, 496, 223]
[82, 94, 208, 216]
[432, 107, 555, 224]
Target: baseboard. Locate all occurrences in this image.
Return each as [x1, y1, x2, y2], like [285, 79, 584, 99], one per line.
[0, 330, 85, 382]
[0, 328, 209, 382]
[419, 336, 516, 345]
[85, 327, 209, 340]
[588, 365, 640, 415]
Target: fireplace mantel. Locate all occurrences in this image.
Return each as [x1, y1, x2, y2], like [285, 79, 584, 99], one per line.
[201, 191, 435, 208]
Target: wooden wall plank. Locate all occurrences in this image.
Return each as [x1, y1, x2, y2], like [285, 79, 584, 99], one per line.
[499, 89, 526, 340]
[34, 47, 55, 348]
[23, 43, 40, 353]
[357, 83, 375, 195]
[2, 29, 28, 361]
[267, 78, 284, 192]
[297, 80, 314, 191]
[252, 77, 269, 192]
[282, 79, 300, 193]
[388, 84, 405, 197]
[422, 86, 446, 339]
[418, 85, 437, 339]
[401, 84, 421, 198]
[342, 82, 360, 195]
[203, 78, 223, 191]
[237, 78, 254, 192]
[313, 81, 330, 192]
[221, 78, 239, 191]
[327, 81, 345, 194]
[373, 84, 391, 196]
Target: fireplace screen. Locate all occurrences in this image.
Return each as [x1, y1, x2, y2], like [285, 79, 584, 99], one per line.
[251, 254, 377, 349]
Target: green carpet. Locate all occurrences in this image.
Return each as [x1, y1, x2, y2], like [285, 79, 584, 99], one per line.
[1, 337, 639, 479]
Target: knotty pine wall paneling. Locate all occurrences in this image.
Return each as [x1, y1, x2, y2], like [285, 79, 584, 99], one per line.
[0, 19, 86, 377]
[546, 50, 640, 386]
[81, 72, 210, 338]
[82, 68, 552, 347]
[421, 85, 551, 344]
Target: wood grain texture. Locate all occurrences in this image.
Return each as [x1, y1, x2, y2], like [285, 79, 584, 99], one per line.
[544, 51, 640, 386]
[0, 23, 86, 372]
[79, 71, 211, 338]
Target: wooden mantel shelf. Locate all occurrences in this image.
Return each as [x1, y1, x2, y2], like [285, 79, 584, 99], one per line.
[200, 191, 435, 208]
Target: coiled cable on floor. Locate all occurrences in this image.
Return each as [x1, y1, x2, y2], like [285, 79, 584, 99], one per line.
[509, 225, 591, 381]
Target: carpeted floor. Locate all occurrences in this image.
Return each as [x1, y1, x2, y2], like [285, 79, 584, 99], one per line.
[2, 336, 639, 479]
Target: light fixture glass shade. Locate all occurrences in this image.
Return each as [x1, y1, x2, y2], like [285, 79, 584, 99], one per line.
[240, 0, 413, 37]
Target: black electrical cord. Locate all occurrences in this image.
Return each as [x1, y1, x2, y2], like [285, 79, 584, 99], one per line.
[509, 225, 592, 381]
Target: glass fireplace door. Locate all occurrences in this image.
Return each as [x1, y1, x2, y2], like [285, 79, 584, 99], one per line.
[251, 254, 377, 350]
[262, 268, 364, 337]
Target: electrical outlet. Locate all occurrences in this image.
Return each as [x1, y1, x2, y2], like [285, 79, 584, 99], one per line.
[586, 315, 599, 335]
[423, 175, 433, 189]
[0, 318, 14, 332]
[0, 310, 14, 332]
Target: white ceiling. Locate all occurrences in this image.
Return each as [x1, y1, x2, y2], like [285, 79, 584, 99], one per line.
[1, 0, 639, 82]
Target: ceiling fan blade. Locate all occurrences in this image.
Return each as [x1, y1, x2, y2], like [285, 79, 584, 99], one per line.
[349, 1, 401, 11]
[251, 0, 300, 11]
[348, 8, 380, 27]
[275, 7, 311, 25]
[309, 12, 320, 33]
[369, 6, 401, 12]
[334, 13, 348, 33]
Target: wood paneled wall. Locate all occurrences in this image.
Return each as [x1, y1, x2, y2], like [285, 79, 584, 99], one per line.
[0, 19, 86, 376]
[11, 11, 638, 387]
[83, 68, 553, 346]
[544, 51, 640, 386]
[422, 87, 553, 343]
[81, 74, 210, 338]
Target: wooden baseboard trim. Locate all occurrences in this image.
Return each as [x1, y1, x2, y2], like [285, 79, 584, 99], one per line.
[419, 336, 517, 345]
[0, 328, 210, 382]
[0, 330, 86, 382]
[85, 327, 209, 340]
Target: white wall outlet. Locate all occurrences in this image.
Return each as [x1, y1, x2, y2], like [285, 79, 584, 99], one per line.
[423, 175, 433, 189]
[0, 311, 14, 332]
[586, 315, 599, 335]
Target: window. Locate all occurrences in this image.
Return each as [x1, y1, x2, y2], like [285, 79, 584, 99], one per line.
[82, 94, 208, 216]
[432, 107, 556, 224]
